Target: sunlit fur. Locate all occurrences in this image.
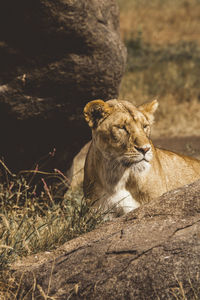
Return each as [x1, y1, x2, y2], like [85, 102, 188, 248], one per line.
[83, 99, 200, 217]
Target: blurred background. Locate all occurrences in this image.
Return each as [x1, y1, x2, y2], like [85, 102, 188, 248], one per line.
[117, 0, 200, 138]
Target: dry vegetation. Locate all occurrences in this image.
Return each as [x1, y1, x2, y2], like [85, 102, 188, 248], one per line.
[1, 0, 200, 298]
[118, 0, 200, 137]
[0, 163, 104, 299]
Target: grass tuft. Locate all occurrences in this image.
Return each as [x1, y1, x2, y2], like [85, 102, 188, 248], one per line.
[0, 162, 104, 298]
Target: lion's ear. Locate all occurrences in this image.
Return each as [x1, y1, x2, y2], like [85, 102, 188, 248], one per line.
[138, 99, 158, 124]
[84, 100, 112, 128]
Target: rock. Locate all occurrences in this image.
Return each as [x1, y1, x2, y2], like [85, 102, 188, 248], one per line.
[12, 179, 200, 299]
[0, 0, 126, 172]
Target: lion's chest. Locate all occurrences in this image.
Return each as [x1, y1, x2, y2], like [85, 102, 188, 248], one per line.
[108, 188, 140, 213]
[102, 161, 153, 213]
[106, 169, 140, 213]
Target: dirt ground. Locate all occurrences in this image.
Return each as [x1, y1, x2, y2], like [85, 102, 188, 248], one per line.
[153, 136, 200, 160]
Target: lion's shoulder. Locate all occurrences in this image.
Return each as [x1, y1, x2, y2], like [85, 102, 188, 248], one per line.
[83, 99, 200, 215]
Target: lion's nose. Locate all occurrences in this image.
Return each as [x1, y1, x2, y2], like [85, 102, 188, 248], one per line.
[135, 146, 150, 155]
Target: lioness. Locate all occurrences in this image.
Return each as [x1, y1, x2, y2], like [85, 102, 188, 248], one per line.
[83, 99, 200, 216]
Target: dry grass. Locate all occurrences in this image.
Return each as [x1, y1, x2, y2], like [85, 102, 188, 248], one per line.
[169, 273, 200, 300]
[118, 0, 200, 137]
[118, 0, 200, 45]
[0, 163, 104, 299]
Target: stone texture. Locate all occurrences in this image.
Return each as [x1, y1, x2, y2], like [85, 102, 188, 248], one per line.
[0, 0, 126, 172]
[13, 180, 200, 299]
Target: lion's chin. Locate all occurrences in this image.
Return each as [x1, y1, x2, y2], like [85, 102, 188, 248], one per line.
[121, 158, 145, 168]
[121, 158, 150, 170]
[121, 160, 134, 168]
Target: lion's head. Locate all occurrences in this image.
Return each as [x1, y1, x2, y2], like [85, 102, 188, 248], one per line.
[84, 99, 158, 170]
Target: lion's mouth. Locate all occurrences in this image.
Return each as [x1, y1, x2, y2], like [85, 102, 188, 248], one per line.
[121, 157, 149, 168]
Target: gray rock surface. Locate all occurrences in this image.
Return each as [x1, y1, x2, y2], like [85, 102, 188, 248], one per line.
[0, 0, 126, 172]
[13, 179, 200, 299]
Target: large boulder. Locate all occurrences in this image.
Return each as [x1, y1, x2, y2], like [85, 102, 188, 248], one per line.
[0, 0, 126, 172]
[12, 179, 200, 299]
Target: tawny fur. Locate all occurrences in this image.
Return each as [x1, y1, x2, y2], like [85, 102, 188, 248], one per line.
[83, 99, 200, 216]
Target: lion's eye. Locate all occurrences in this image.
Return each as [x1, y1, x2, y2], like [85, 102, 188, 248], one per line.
[113, 125, 128, 133]
[143, 124, 149, 130]
[111, 125, 128, 142]
[120, 125, 129, 133]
